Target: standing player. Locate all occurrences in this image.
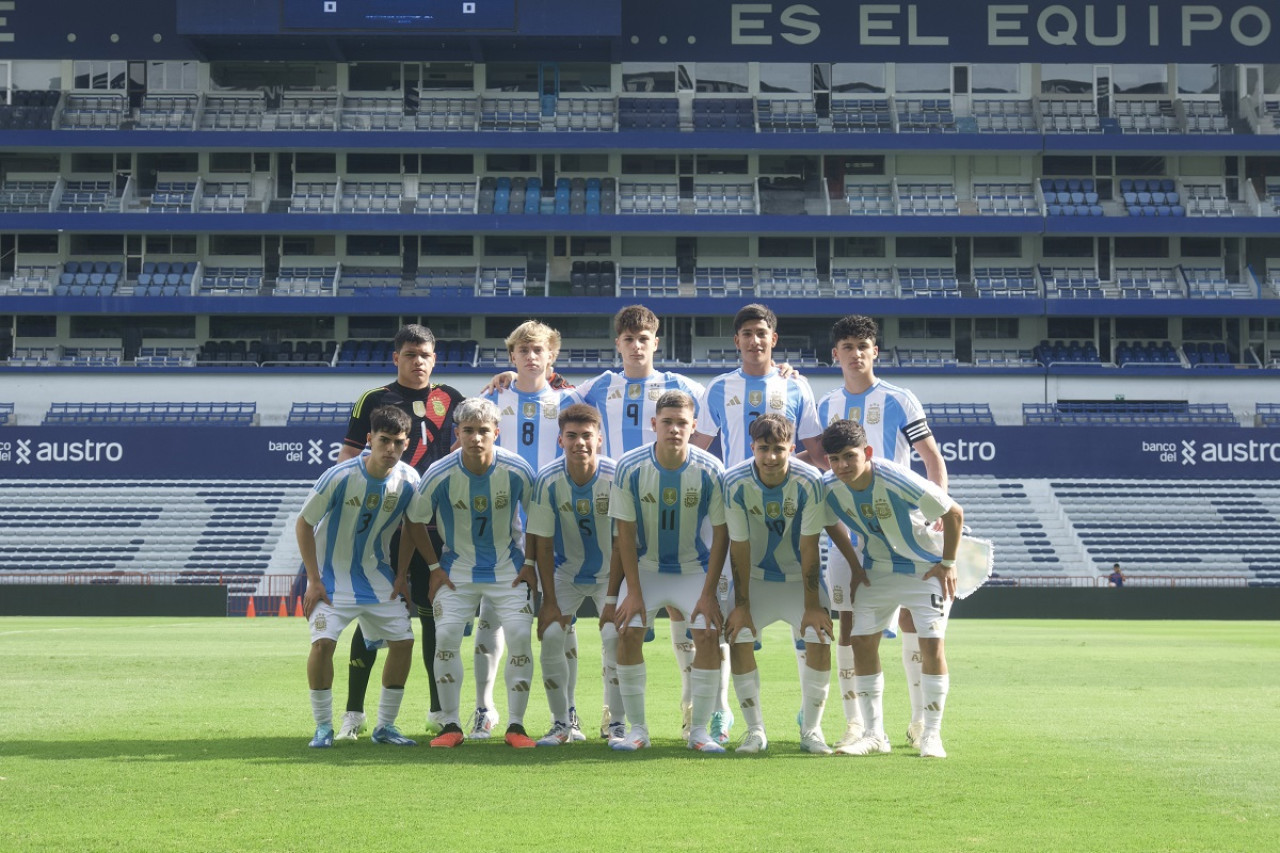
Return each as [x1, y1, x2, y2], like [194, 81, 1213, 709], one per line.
[609, 390, 729, 753]
[467, 320, 576, 740]
[526, 404, 619, 745]
[814, 315, 947, 752]
[335, 323, 463, 741]
[298, 406, 420, 748]
[692, 302, 823, 744]
[719, 413, 860, 754]
[405, 398, 539, 749]
[484, 305, 708, 739]
[820, 419, 963, 759]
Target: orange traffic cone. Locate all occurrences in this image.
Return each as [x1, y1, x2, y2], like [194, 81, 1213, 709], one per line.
[294, 596, 305, 618]
[278, 597, 289, 618]
[245, 597, 257, 618]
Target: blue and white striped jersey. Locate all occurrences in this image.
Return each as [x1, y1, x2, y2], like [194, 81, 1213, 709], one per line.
[822, 458, 954, 575]
[408, 446, 536, 584]
[697, 368, 821, 467]
[569, 370, 706, 459]
[722, 457, 827, 582]
[609, 444, 725, 575]
[299, 457, 420, 606]
[485, 384, 575, 471]
[815, 379, 932, 466]
[526, 456, 617, 584]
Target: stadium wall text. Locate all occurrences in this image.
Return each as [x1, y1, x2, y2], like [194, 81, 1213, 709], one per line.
[0, 426, 1276, 480]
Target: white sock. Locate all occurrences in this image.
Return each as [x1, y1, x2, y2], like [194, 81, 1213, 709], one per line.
[616, 661, 647, 731]
[902, 631, 924, 725]
[601, 625, 623, 724]
[836, 643, 862, 727]
[539, 621, 570, 725]
[792, 626, 808, 683]
[504, 632, 534, 727]
[435, 643, 464, 725]
[854, 672, 885, 739]
[375, 687, 404, 729]
[669, 619, 694, 706]
[689, 666, 719, 742]
[731, 669, 764, 732]
[473, 617, 504, 714]
[800, 665, 830, 736]
[921, 673, 950, 737]
[564, 621, 580, 719]
[716, 643, 732, 713]
[310, 688, 332, 728]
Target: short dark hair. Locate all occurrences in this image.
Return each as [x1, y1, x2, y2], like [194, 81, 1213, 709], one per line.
[749, 412, 793, 445]
[614, 305, 659, 337]
[831, 315, 879, 347]
[558, 402, 602, 431]
[654, 389, 695, 415]
[393, 323, 435, 352]
[733, 303, 777, 334]
[370, 405, 412, 437]
[820, 419, 868, 455]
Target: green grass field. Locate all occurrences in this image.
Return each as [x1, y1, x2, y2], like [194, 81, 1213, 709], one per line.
[1, 617, 1276, 853]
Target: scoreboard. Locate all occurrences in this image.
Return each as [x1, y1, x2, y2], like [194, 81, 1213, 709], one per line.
[281, 0, 518, 31]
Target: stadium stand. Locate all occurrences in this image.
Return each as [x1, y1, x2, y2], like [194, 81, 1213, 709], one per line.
[42, 402, 259, 426]
[0, 402, 13, 426]
[0, 480, 309, 585]
[924, 403, 997, 426]
[1023, 402, 1239, 426]
[286, 402, 350, 426]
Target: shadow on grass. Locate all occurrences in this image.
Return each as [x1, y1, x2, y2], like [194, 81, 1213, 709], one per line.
[0, 736, 887, 765]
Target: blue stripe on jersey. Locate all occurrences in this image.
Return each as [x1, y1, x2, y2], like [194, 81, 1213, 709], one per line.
[468, 474, 497, 582]
[320, 475, 347, 594]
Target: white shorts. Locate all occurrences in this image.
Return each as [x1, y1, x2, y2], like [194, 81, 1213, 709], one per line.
[552, 576, 608, 620]
[851, 571, 951, 639]
[619, 571, 712, 630]
[309, 600, 414, 645]
[434, 581, 534, 636]
[729, 579, 829, 646]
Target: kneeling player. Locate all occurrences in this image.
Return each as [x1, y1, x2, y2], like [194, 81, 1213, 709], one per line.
[406, 398, 539, 749]
[297, 405, 420, 748]
[719, 414, 860, 754]
[820, 419, 963, 758]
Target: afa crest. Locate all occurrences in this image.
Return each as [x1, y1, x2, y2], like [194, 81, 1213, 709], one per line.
[542, 402, 558, 420]
[832, 586, 844, 605]
[432, 398, 447, 417]
[662, 488, 678, 506]
[494, 492, 509, 510]
[647, 385, 661, 401]
[875, 499, 892, 519]
[382, 494, 399, 512]
[473, 496, 489, 513]
[684, 488, 699, 508]
[782, 499, 796, 518]
[595, 495, 610, 515]
[867, 403, 882, 425]
[768, 393, 783, 411]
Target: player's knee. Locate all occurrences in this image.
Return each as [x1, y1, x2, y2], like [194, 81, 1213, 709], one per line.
[311, 637, 337, 656]
[434, 620, 466, 650]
